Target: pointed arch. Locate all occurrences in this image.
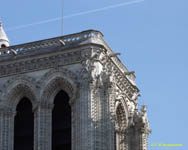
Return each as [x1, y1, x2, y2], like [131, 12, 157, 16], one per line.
[115, 99, 129, 132]
[0, 75, 37, 150]
[52, 90, 71, 150]
[114, 98, 129, 150]
[1, 75, 38, 110]
[40, 68, 78, 104]
[39, 68, 77, 150]
[14, 97, 34, 150]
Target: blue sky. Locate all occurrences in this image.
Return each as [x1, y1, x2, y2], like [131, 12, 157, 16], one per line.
[1, 0, 188, 149]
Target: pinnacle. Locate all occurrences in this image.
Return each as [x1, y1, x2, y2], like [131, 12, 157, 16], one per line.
[0, 21, 10, 48]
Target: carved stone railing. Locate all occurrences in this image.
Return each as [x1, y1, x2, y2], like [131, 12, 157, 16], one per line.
[0, 30, 103, 58]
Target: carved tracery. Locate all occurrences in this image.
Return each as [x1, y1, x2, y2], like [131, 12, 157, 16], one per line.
[115, 100, 129, 150]
[39, 68, 78, 105]
[1, 75, 38, 111]
[115, 102, 127, 132]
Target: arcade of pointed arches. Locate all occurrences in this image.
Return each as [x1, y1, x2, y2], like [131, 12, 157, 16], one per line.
[114, 99, 129, 150]
[0, 68, 130, 150]
[0, 68, 77, 150]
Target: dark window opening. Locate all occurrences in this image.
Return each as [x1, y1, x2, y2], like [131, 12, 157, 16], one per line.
[14, 97, 34, 150]
[1, 44, 6, 48]
[52, 90, 71, 150]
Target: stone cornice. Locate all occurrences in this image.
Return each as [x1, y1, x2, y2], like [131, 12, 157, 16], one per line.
[100, 38, 136, 79]
[0, 29, 139, 92]
[107, 58, 139, 100]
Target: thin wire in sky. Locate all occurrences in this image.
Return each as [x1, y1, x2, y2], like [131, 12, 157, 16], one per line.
[62, 0, 64, 35]
[6, 0, 144, 32]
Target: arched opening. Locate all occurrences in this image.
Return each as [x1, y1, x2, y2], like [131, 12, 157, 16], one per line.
[52, 90, 71, 150]
[116, 104, 126, 128]
[1, 44, 6, 48]
[14, 97, 34, 150]
[115, 102, 127, 150]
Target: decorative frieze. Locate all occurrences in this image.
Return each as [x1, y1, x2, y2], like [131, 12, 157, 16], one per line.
[0, 51, 81, 78]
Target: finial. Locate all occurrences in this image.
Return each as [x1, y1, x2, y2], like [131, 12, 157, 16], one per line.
[0, 21, 10, 48]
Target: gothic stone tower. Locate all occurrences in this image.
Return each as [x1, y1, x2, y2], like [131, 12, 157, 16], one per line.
[0, 24, 151, 150]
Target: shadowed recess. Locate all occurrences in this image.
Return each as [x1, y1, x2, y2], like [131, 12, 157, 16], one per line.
[52, 90, 71, 150]
[14, 97, 34, 150]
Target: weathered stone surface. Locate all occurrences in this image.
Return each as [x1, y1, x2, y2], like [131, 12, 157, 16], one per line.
[0, 29, 150, 150]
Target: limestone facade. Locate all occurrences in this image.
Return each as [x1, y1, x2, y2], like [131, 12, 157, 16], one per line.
[0, 29, 151, 150]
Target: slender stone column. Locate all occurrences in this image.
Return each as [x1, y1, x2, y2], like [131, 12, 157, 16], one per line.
[95, 87, 103, 150]
[103, 83, 116, 150]
[133, 126, 140, 150]
[115, 129, 129, 150]
[133, 107, 151, 150]
[131, 126, 150, 150]
[34, 102, 54, 150]
[127, 127, 135, 150]
[71, 98, 77, 150]
[73, 80, 93, 150]
[139, 128, 150, 150]
[0, 107, 15, 150]
[124, 130, 129, 150]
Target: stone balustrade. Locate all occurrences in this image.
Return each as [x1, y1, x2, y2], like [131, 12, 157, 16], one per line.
[0, 30, 103, 57]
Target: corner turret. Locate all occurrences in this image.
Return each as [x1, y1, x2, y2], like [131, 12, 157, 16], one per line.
[0, 21, 10, 48]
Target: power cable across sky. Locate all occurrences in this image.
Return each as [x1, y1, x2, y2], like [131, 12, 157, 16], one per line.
[5, 0, 144, 32]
